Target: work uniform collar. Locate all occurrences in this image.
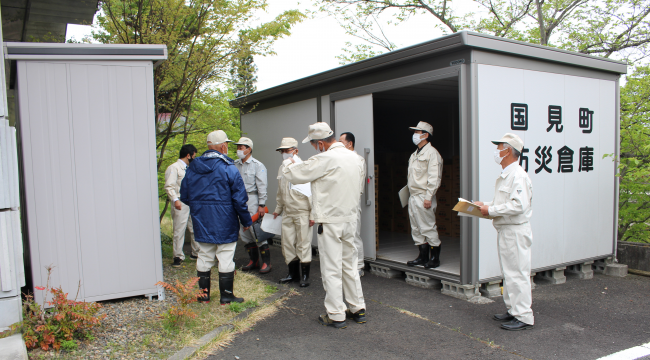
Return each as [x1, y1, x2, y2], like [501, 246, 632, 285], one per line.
[416, 142, 431, 155]
[176, 158, 188, 169]
[236, 155, 255, 164]
[500, 162, 518, 178]
[327, 142, 345, 151]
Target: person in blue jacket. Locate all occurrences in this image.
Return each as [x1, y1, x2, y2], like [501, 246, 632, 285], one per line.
[181, 130, 252, 304]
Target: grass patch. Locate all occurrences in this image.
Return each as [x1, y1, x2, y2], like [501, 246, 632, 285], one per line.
[32, 223, 278, 359]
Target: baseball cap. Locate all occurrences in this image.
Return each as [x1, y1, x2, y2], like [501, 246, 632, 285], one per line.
[207, 130, 232, 145]
[491, 133, 524, 152]
[302, 122, 334, 143]
[276, 137, 298, 151]
[409, 121, 433, 134]
[234, 137, 254, 150]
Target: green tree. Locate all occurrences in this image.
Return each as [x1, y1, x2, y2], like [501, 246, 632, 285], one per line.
[615, 66, 650, 243]
[317, 0, 650, 64]
[230, 47, 259, 98]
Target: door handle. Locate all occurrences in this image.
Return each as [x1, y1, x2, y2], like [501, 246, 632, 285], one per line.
[364, 148, 371, 206]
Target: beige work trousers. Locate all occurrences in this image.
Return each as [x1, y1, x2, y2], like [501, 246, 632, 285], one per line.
[495, 223, 534, 325]
[196, 241, 237, 273]
[354, 207, 364, 270]
[408, 194, 440, 246]
[318, 222, 366, 322]
[281, 214, 312, 264]
[171, 201, 199, 260]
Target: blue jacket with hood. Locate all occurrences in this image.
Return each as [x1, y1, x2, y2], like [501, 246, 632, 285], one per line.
[180, 150, 252, 244]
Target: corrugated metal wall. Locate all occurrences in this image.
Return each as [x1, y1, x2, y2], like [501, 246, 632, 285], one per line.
[16, 60, 163, 304]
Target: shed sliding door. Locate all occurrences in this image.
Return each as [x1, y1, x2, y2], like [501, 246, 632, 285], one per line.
[18, 61, 162, 303]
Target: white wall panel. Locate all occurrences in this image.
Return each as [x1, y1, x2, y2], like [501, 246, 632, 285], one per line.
[477, 64, 617, 281]
[18, 60, 162, 303]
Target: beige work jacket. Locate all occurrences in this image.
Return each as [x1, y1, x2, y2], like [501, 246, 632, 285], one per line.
[274, 155, 312, 217]
[485, 163, 533, 226]
[282, 142, 363, 223]
[356, 151, 366, 199]
[407, 143, 443, 199]
[164, 159, 188, 202]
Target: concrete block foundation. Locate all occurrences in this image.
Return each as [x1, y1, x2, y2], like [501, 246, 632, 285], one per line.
[405, 272, 441, 289]
[479, 281, 502, 298]
[369, 264, 403, 279]
[605, 263, 628, 277]
[566, 261, 594, 279]
[536, 267, 566, 284]
[441, 281, 477, 300]
[0, 334, 28, 360]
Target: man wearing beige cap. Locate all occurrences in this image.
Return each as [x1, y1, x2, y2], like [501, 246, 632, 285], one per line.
[273, 137, 314, 287]
[233, 137, 272, 274]
[282, 123, 366, 329]
[181, 130, 251, 304]
[406, 121, 444, 269]
[474, 133, 534, 331]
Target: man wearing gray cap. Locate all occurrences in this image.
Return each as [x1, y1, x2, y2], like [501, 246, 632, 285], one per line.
[475, 133, 534, 331]
[406, 121, 444, 269]
[234, 137, 272, 274]
[282, 123, 366, 329]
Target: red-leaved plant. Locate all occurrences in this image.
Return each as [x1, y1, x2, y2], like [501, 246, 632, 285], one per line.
[10, 266, 105, 351]
[155, 277, 207, 327]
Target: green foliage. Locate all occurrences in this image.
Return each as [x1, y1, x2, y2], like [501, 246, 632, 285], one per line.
[228, 300, 259, 313]
[11, 267, 105, 351]
[264, 285, 278, 294]
[614, 66, 650, 243]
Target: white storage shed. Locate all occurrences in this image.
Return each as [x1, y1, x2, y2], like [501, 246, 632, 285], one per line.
[231, 31, 627, 286]
[8, 42, 168, 304]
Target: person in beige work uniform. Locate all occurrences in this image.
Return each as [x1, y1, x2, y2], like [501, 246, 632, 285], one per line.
[273, 137, 314, 287]
[282, 123, 366, 329]
[164, 144, 200, 267]
[234, 137, 272, 274]
[339, 132, 366, 276]
[475, 133, 534, 331]
[406, 121, 444, 269]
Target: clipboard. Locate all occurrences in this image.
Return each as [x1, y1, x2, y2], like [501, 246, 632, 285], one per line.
[452, 198, 494, 219]
[398, 186, 410, 208]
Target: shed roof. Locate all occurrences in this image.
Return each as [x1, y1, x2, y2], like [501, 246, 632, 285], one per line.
[230, 31, 627, 108]
[3, 42, 168, 61]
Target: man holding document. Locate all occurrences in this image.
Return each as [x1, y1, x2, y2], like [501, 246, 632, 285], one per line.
[474, 133, 534, 331]
[273, 137, 314, 287]
[406, 121, 444, 269]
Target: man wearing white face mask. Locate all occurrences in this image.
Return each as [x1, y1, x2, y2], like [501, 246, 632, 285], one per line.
[406, 121, 444, 269]
[234, 137, 272, 274]
[273, 137, 315, 287]
[474, 133, 534, 331]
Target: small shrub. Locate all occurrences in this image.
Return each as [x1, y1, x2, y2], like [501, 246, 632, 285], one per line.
[156, 277, 206, 327]
[11, 266, 105, 351]
[60, 339, 77, 351]
[264, 285, 278, 294]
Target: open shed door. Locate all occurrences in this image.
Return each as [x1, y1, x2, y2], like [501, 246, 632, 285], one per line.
[334, 94, 376, 260]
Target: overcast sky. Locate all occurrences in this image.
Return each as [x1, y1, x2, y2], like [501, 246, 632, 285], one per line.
[66, 1, 481, 91]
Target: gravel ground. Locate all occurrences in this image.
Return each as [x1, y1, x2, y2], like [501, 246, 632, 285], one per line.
[26, 235, 273, 360]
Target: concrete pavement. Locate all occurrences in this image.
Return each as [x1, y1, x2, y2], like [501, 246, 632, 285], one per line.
[206, 243, 650, 360]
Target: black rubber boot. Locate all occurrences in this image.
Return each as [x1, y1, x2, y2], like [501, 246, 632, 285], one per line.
[279, 260, 300, 284]
[197, 270, 211, 303]
[241, 243, 259, 271]
[425, 245, 441, 269]
[258, 244, 272, 274]
[300, 262, 311, 288]
[219, 271, 244, 305]
[407, 244, 430, 267]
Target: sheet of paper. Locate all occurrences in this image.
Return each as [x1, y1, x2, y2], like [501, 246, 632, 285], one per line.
[398, 186, 410, 208]
[261, 214, 282, 235]
[452, 199, 494, 219]
[291, 183, 312, 197]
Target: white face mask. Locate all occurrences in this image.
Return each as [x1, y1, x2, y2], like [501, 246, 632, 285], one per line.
[412, 133, 424, 145]
[236, 150, 247, 159]
[494, 148, 507, 165]
[282, 152, 293, 160]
